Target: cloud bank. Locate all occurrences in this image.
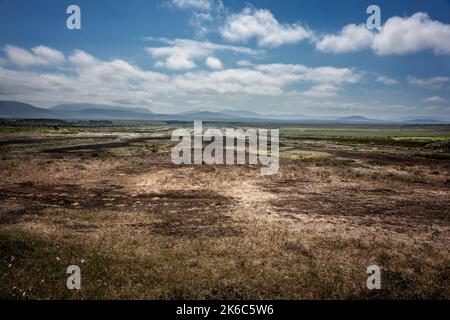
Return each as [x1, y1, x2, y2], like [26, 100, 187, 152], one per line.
[316, 13, 450, 55]
[0, 45, 362, 107]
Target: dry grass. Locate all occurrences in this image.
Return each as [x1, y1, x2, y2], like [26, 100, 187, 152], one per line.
[0, 125, 449, 299]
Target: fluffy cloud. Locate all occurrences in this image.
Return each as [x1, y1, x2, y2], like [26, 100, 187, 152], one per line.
[155, 55, 197, 70]
[423, 96, 446, 103]
[254, 64, 361, 97]
[221, 7, 312, 47]
[316, 24, 374, 54]
[316, 13, 450, 55]
[205, 56, 223, 69]
[68, 50, 97, 66]
[168, 0, 225, 37]
[373, 13, 450, 55]
[170, 63, 360, 96]
[376, 75, 399, 85]
[173, 69, 289, 95]
[0, 47, 167, 107]
[3, 45, 65, 68]
[303, 66, 361, 85]
[303, 84, 341, 98]
[407, 76, 449, 89]
[169, 0, 211, 11]
[145, 38, 259, 70]
[255, 64, 361, 85]
[0, 45, 362, 108]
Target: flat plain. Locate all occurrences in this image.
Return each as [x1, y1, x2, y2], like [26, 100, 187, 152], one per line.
[0, 121, 449, 299]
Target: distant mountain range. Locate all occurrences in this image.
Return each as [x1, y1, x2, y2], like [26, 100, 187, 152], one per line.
[51, 103, 155, 115]
[0, 100, 449, 124]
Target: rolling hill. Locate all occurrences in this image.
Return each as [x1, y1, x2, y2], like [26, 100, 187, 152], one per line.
[0, 100, 449, 124]
[0, 101, 58, 119]
[51, 103, 154, 114]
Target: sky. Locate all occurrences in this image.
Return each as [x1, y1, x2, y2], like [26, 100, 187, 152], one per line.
[0, 0, 450, 119]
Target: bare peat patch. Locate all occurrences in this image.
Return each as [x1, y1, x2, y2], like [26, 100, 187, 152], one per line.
[0, 182, 240, 239]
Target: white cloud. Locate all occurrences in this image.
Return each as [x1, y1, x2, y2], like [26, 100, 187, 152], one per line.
[255, 64, 361, 85]
[170, 0, 211, 11]
[373, 13, 450, 55]
[168, 63, 360, 97]
[145, 38, 259, 71]
[256, 64, 362, 98]
[316, 13, 450, 55]
[69, 50, 167, 84]
[69, 50, 98, 67]
[0, 47, 168, 107]
[205, 56, 223, 69]
[31, 46, 65, 65]
[255, 63, 307, 74]
[423, 96, 446, 103]
[191, 12, 213, 36]
[170, 63, 356, 96]
[3, 45, 65, 68]
[316, 24, 374, 54]
[303, 84, 340, 98]
[172, 69, 287, 95]
[169, 63, 361, 96]
[156, 55, 197, 70]
[174, 0, 226, 37]
[376, 75, 399, 85]
[220, 7, 312, 47]
[304, 66, 361, 84]
[236, 60, 253, 67]
[254, 63, 361, 97]
[0, 45, 362, 110]
[407, 76, 449, 89]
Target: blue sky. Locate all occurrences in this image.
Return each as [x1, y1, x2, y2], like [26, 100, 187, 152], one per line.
[0, 0, 450, 119]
